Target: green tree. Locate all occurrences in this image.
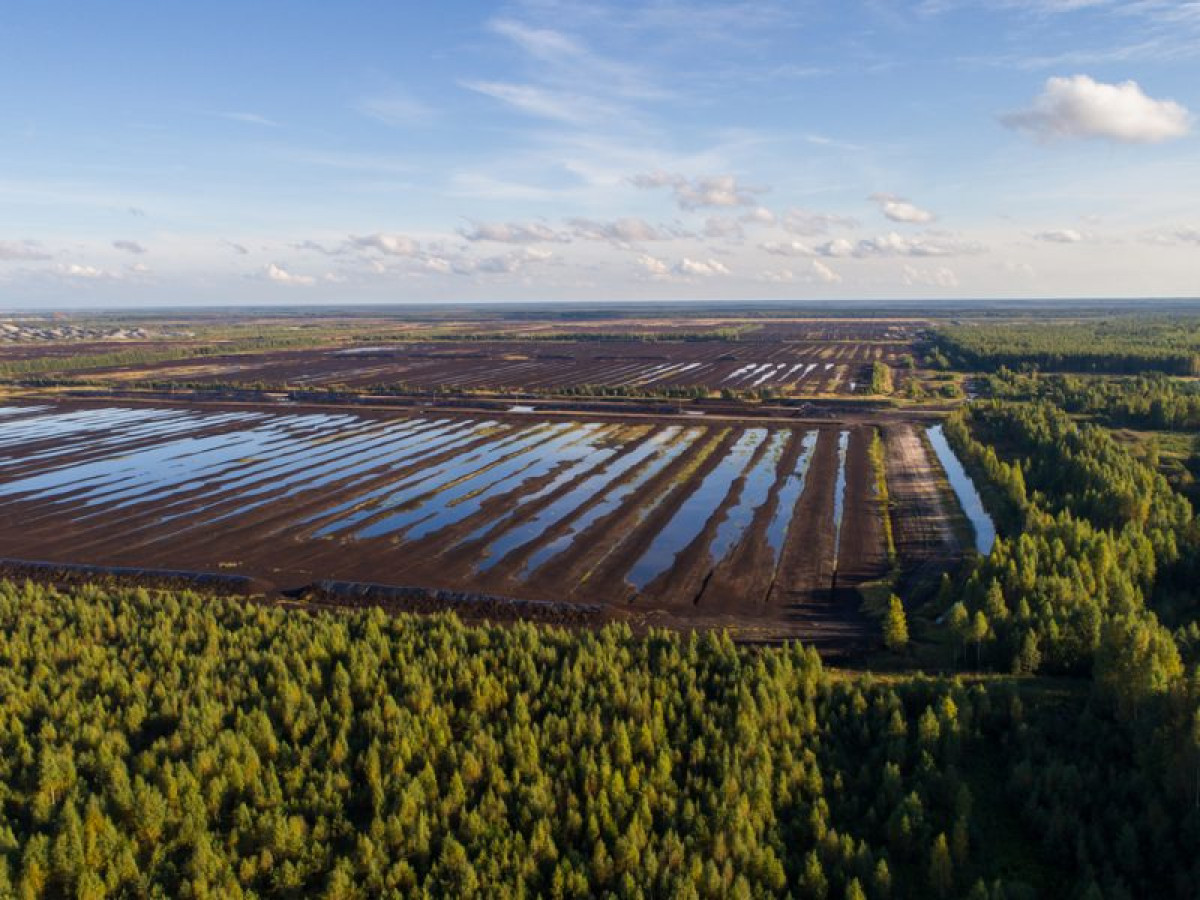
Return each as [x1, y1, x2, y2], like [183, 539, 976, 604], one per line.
[884, 596, 909, 651]
[929, 832, 953, 897]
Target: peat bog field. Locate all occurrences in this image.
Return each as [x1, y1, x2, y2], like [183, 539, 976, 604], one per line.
[0, 399, 964, 646]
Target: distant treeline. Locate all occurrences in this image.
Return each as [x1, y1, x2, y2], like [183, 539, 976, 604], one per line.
[936, 320, 1200, 375]
[0, 333, 334, 378]
[2, 582, 1198, 898]
[351, 327, 756, 343]
[983, 369, 1200, 431]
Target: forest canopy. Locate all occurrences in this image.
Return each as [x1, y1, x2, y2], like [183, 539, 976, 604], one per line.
[1, 582, 1198, 899]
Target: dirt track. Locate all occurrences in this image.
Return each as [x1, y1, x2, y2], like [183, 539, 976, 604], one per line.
[885, 423, 962, 592]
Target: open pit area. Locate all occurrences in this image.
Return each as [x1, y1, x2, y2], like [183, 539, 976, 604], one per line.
[0, 394, 967, 649]
[19, 318, 925, 399]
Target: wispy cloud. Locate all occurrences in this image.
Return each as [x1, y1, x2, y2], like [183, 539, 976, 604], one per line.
[355, 89, 433, 126]
[0, 240, 52, 262]
[112, 239, 147, 255]
[461, 80, 605, 125]
[215, 111, 279, 127]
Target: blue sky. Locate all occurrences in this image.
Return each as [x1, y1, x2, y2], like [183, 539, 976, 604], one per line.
[2, 0, 1198, 306]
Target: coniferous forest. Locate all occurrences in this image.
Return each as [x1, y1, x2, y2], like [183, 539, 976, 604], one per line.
[1, 582, 1198, 900]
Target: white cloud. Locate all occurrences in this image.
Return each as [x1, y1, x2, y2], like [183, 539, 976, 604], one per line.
[756, 268, 794, 283]
[675, 257, 731, 277]
[630, 171, 763, 210]
[782, 207, 858, 235]
[818, 232, 984, 258]
[349, 233, 421, 256]
[902, 264, 959, 288]
[636, 254, 670, 277]
[1001, 75, 1191, 143]
[761, 240, 815, 257]
[869, 193, 935, 225]
[0, 240, 52, 261]
[461, 221, 568, 243]
[816, 237, 856, 258]
[634, 254, 730, 279]
[740, 207, 776, 226]
[112, 239, 146, 254]
[811, 260, 842, 284]
[1033, 228, 1089, 243]
[59, 263, 111, 279]
[264, 263, 315, 286]
[570, 217, 679, 243]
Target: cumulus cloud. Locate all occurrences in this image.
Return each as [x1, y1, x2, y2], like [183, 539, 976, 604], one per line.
[349, 233, 421, 256]
[782, 208, 858, 235]
[0, 240, 52, 262]
[636, 254, 670, 277]
[635, 254, 730, 279]
[1033, 228, 1089, 243]
[264, 263, 315, 286]
[461, 221, 568, 244]
[112, 240, 146, 254]
[820, 232, 984, 258]
[630, 171, 763, 210]
[1001, 75, 1191, 143]
[675, 257, 731, 277]
[816, 238, 856, 258]
[570, 217, 680, 243]
[869, 193, 935, 225]
[761, 240, 815, 257]
[59, 263, 111, 280]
